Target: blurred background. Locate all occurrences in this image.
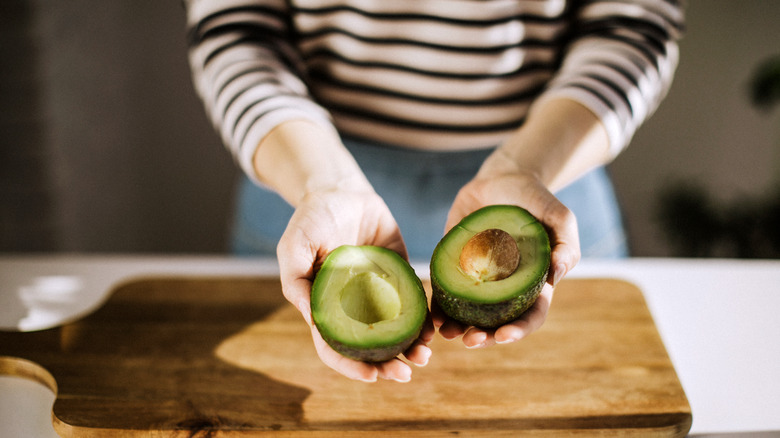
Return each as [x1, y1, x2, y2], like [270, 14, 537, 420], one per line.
[2, 1, 780, 258]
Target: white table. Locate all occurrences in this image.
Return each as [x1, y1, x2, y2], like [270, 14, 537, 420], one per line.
[1, 255, 778, 436]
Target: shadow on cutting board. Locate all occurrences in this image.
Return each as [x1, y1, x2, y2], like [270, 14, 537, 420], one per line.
[0, 277, 312, 434]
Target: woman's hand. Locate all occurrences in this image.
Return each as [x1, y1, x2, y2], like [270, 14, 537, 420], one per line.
[276, 187, 434, 382]
[437, 98, 613, 347]
[252, 120, 433, 382]
[436, 164, 580, 348]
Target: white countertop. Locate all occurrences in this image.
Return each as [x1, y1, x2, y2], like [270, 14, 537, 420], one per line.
[1, 254, 779, 436]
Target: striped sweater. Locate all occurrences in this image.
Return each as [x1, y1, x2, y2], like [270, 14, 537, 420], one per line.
[185, 0, 684, 179]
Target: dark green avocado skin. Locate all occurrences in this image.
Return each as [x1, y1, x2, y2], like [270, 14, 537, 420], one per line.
[431, 264, 547, 329]
[321, 331, 421, 363]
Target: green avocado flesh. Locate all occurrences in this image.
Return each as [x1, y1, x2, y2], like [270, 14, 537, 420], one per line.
[430, 205, 551, 328]
[311, 245, 428, 362]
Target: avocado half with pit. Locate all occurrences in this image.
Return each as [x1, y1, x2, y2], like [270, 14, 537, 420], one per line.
[430, 205, 551, 328]
[311, 245, 428, 362]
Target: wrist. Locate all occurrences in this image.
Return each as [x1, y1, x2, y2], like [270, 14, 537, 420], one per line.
[479, 98, 611, 192]
[252, 120, 373, 206]
[477, 146, 543, 183]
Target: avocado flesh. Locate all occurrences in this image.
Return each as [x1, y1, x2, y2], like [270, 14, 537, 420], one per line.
[311, 245, 428, 362]
[430, 205, 551, 328]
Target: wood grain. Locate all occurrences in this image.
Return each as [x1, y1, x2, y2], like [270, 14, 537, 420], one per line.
[0, 277, 691, 436]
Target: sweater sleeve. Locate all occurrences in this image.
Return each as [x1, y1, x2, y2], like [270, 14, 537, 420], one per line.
[184, 0, 337, 182]
[535, 0, 685, 157]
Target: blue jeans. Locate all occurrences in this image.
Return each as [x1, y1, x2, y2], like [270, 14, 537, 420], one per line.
[231, 137, 628, 261]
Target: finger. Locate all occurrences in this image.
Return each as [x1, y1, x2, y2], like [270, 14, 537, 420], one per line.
[360, 197, 409, 261]
[438, 317, 467, 340]
[403, 339, 432, 367]
[540, 202, 580, 286]
[381, 228, 409, 262]
[444, 188, 480, 234]
[430, 299, 448, 330]
[376, 359, 413, 383]
[280, 277, 314, 325]
[549, 227, 578, 286]
[310, 324, 379, 382]
[495, 284, 554, 344]
[463, 327, 496, 349]
[419, 312, 436, 344]
[277, 229, 317, 314]
[444, 205, 469, 235]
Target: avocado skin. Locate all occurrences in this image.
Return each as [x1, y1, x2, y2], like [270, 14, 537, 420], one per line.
[320, 331, 421, 363]
[431, 266, 547, 328]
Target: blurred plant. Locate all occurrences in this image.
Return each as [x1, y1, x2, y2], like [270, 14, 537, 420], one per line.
[656, 54, 780, 258]
[656, 183, 780, 258]
[749, 54, 780, 111]
[656, 182, 721, 257]
[721, 187, 780, 258]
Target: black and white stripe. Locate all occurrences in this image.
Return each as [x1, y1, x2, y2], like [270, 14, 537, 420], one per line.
[543, 0, 684, 155]
[185, 0, 683, 175]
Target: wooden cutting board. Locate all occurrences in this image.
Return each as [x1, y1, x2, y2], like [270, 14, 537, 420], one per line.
[0, 277, 691, 436]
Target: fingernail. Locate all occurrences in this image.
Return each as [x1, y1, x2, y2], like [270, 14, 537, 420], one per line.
[552, 263, 566, 286]
[496, 327, 521, 344]
[389, 367, 413, 383]
[495, 335, 514, 344]
[394, 375, 412, 383]
[416, 347, 432, 367]
[465, 332, 487, 349]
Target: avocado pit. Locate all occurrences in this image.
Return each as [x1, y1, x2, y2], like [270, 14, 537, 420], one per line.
[459, 228, 520, 282]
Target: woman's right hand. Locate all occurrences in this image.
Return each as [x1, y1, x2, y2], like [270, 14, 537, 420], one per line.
[276, 187, 434, 383]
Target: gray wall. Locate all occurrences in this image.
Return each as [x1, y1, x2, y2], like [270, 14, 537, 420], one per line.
[3, 1, 237, 253]
[2, 1, 779, 256]
[610, 1, 780, 256]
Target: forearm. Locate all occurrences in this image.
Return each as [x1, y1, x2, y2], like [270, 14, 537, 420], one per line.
[479, 97, 611, 193]
[252, 120, 372, 207]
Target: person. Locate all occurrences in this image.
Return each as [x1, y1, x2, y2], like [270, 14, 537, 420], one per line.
[183, 0, 684, 382]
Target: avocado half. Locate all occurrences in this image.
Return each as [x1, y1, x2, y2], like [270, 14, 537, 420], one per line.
[311, 245, 428, 362]
[430, 205, 551, 328]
